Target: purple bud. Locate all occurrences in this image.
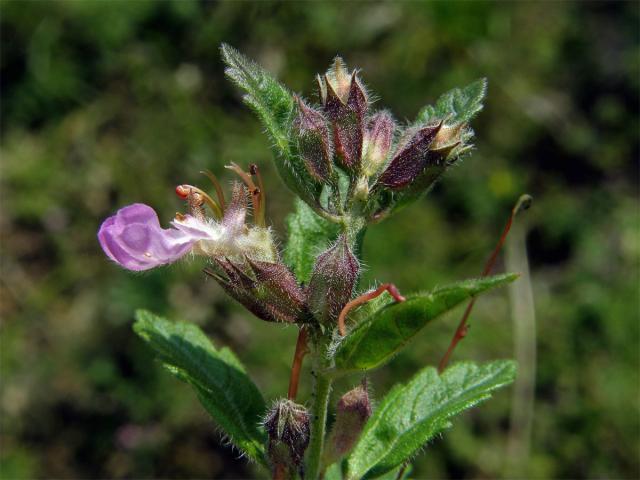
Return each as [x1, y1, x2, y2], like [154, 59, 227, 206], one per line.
[324, 381, 371, 464]
[307, 235, 359, 325]
[363, 111, 395, 176]
[247, 258, 308, 320]
[98, 203, 202, 271]
[377, 123, 442, 190]
[347, 73, 368, 119]
[264, 399, 310, 479]
[207, 259, 308, 324]
[392, 141, 463, 201]
[323, 75, 346, 120]
[320, 62, 367, 172]
[293, 97, 333, 182]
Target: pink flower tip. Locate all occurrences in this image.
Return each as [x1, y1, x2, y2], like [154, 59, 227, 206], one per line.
[98, 203, 195, 271]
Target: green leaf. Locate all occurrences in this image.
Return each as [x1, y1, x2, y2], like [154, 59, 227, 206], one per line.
[324, 461, 412, 480]
[220, 43, 319, 204]
[284, 198, 340, 283]
[346, 360, 516, 479]
[332, 273, 518, 373]
[416, 78, 487, 125]
[220, 43, 293, 152]
[133, 310, 268, 466]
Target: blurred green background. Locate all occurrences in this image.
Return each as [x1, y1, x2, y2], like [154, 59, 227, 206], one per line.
[1, 1, 638, 479]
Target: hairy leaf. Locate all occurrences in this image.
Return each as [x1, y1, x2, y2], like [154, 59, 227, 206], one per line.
[416, 78, 487, 125]
[220, 43, 319, 204]
[133, 310, 267, 466]
[346, 360, 516, 479]
[220, 43, 292, 152]
[284, 198, 340, 283]
[332, 273, 518, 373]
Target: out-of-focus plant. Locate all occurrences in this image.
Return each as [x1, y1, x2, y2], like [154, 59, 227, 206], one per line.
[98, 44, 520, 479]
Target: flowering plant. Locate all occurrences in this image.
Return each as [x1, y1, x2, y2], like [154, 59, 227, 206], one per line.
[99, 45, 523, 479]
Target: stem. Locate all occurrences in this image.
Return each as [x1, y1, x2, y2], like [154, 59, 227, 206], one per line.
[287, 327, 309, 400]
[306, 365, 332, 480]
[437, 194, 532, 373]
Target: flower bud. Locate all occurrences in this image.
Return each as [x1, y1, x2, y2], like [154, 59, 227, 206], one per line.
[307, 235, 359, 326]
[264, 399, 310, 479]
[377, 123, 442, 190]
[363, 111, 395, 177]
[324, 381, 371, 465]
[247, 258, 308, 321]
[318, 59, 367, 172]
[397, 125, 468, 198]
[433, 122, 466, 150]
[207, 258, 308, 324]
[293, 96, 333, 182]
[320, 57, 351, 104]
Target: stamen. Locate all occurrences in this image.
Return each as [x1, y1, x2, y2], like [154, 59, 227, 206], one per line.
[338, 283, 406, 336]
[175, 184, 223, 219]
[437, 194, 533, 373]
[200, 170, 226, 211]
[226, 163, 264, 226]
[250, 164, 266, 227]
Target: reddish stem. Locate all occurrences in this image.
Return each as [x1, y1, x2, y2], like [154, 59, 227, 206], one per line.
[338, 283, 406, 336]
[273, 463, 286, 480]
[438, 195, 531, 373]
[287, 327, 309, 400]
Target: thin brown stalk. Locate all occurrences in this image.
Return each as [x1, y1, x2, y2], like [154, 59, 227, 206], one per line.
[287, 327, 309, 401]
[438, 194, 532, 373]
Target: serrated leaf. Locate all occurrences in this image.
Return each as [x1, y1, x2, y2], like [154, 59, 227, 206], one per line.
[220, 43, 319, 205]
[416, 78, 487, 125]
[284, 198, 340, 283]
[133, 310, 267, 466]
[332, 273, 518, 373]
[346, 360, 516, 479]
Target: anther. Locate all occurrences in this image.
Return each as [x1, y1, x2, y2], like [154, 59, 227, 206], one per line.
[175, 184, 223, 219]
[175, 185, 190, 199]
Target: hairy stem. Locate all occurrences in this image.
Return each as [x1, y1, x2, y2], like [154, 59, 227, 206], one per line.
[306, 364, 332, 480]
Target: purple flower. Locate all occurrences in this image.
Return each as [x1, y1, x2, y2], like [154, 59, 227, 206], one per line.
[98, 203, 206, 271]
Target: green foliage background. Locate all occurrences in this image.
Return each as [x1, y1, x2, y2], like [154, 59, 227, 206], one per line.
[1, 1, 638, 478]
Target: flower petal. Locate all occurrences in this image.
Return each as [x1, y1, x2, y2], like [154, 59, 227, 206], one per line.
[98, 203, 196, 271]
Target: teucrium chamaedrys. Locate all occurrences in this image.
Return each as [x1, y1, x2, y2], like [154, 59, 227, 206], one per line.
[98, 44, 521, 479]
